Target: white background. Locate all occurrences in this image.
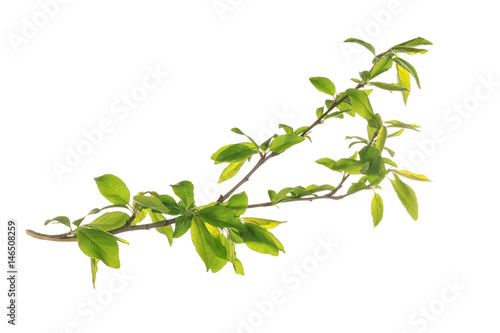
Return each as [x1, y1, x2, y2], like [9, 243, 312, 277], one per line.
[1, 0, 499, 332]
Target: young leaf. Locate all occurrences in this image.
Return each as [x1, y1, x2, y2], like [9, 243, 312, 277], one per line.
[391, 47, 428, 55]
[173, 215, 192, 238]
[77, 227, 120, 268]
[232, 258, 244, 275]
[376, 126, 387, 152]
[268, 190, 277, 203]
[394, 57, 420, 91]
[240, 223, 279, 256]
[390, 174, 419, 220]
[370, 56, 393, 79]
[383, 158, 398, 168]
[391, 170, 431, 182]
[89, 211, 130, 231]
[279, 124, 294, 134]
[269, 134, 305, 153]
[231, 128, 260, 149]
[130, 209, 147, 226]
[171, 181, 195, 207]
[367, 82, 409, 92]
[393, 37, 432, 48]
[345, 89, 374, 120]
[133, 195, 170, 214]
[150, 210, 173, 245]
[388, 129, 405, 138]
[228, 192, 248, 216]
[309, 77, 336, 96]
[371, 193, 384, 227]
[191, 216, 216, 271]
[395, 60, 411, 104]
[91, 258, 99, 288]
[241, 217, 286, 229]
[213, 143, 257, 163]
[344, 38, 376, 55]
[198, 206, 246, 231]
[44, 216, 71, 229]
[274, 187, 294, 203]
[218, 160, 246, 183]
[385, 120, 420, 131]
[316, 106, 324, 118]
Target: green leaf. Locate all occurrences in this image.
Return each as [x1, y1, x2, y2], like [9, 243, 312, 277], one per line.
[232, 258, 244, 275]
[191, 216, 217, 271]
[228, 192, 248, 216]
[231, 128, 260, 149]
[384, 147, 396, 157]
[268, 190, 277, 203]
[383, 158, 398, 168]
[294, 126, 310, 135]
[94, 174, 130, 205]
[213, 143, 257, 163]
[45, 216, 71, 228]
[347, 178, 370, 195]
[376, 126, 387, 152]
[228, 229, 244, 244]
[316, 106, 324, 118]
[157, 195, 181, 215]
[385, 120, 420, 131]
[274, 187, 294, 203]
[305, 184, 335, 193]
[359, 146, 380, 162]
[133, 195, 170, 214]
[391, 47, 428, 55]
[309, 77, 336, 96]
[279, 124, 294, 134]
[173, 215, 192, 238]
[360, 71, 372, 81]
[344, 38, 376, 55]
[218, 160, 246, 183]
[269, 134, 305, 153]
[150, 210, 173, 245]
[368, 82, 409, 92]
[240, 223, 279, 256]
[371, 193, 384, 227]
[89, 212, 130, 231]
[390, 175, 419, 220]
[394, 37, 432, 48]
[364, 156, 386, 186]
[198, 206, 246, 231]
[316, 158, 364, 174]
[345, 89, 374, 120]
[77, 227, 120, 268]
[242, 217, 286, 229]
[91, 258, 99, 288]
[260, 134, 278, 151]
[370, 56, 393, 79]
[171, 181, 195, 207]
[391, 170, 431, 182]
